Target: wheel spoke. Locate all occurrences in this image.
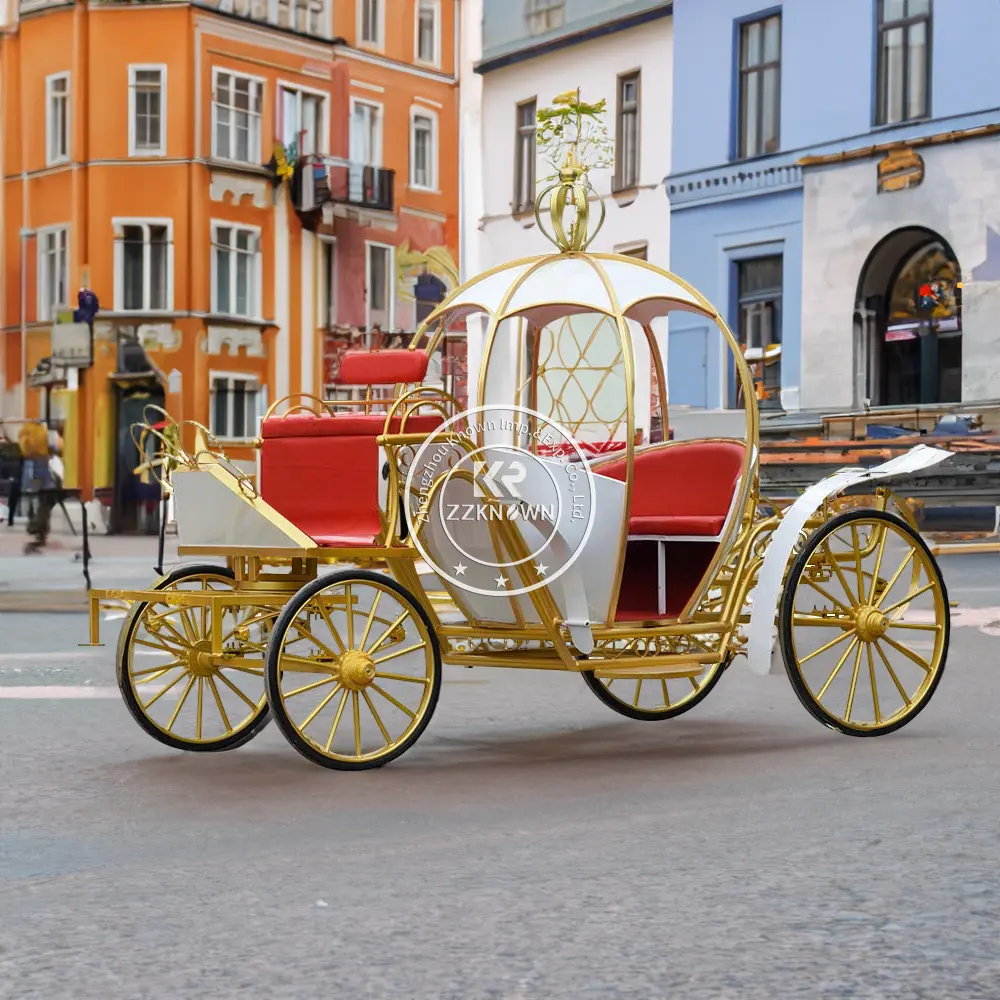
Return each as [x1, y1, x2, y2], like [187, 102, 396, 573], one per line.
[366, 610, 409, 656]
[289, 618, 341, 662]
[346, 585, 355, 649]
[799, 627, 854, 666]
[371, 682, 416, 719]
[352, 690, 362, 757]
[312, 600, 349, 656]
[632, 679, 642, 708]
[880, 634, 932, 673]
[166, 675, 196, 731]
[358, 589, 382, 652]
[867, 643, 881, 725]
[851, 525, 866, 602]
[371, 642, 426, 666]
[824, 539, 859, 607]
[215, 669, 260, 711]
[661, 678, 671, 707]
[195, 677, 204, 740]
[844, 642, 864, 723]
[362, 689, 392, 743]
[816, 637, 859, 700]
[800, 577, 853, 615]
[868, 524, 889, 603]
[324, 689, 350, 752]
[374, 671, 429, 685]
[133, 635, 184, 656]
[132, 659, 184, 681]
[141, 669, 187, 710]
[879, 580, 937, 616]
[873, 548, 916, 607]
[873, 640, 912, 707]
[885, 620, 941, 632]
[793, 613, 854, 627]
[285, 675, 340, 699]
[300, 682, 344, 730]
[208, 675, 232, 732]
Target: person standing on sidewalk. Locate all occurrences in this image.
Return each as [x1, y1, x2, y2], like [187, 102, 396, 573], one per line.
[0, 427, 23, 526]
[19, 422, 54, 554]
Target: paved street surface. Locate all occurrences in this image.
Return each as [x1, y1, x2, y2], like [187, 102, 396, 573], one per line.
[1, 553, 998, 999]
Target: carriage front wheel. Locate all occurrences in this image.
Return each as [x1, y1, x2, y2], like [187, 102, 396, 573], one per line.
[265, 570, 442, 770]
[779, 509, 949, 736]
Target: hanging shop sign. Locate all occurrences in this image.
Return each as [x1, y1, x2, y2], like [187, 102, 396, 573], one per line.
[877, 148, 924, 194]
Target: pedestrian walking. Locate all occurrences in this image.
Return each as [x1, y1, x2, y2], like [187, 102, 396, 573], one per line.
[0, 427, 23, 526]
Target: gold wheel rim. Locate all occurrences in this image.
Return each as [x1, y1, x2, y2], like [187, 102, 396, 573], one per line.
[788, 517, 947, 731]
[273, 578, 436, 763]
[599, 662, 723, 715]
[124, 572, 270, 744]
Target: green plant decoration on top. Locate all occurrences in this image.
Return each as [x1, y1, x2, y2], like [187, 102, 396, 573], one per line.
[536, 88, 615, 183]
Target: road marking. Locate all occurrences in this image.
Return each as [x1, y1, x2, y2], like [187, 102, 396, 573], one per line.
[0, 684, 170, 699]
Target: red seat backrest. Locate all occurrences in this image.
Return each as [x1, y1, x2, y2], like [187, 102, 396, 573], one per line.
[337, 350, 429, 386]
[595, 440, 746, 519]
[259, 412, 442, 544]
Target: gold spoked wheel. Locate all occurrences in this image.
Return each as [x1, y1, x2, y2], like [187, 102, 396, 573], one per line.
[265, 570, 441, 770]
[117, 565, 271, 751]
[582, 659, 730, 721]
[779, 510, 950, 736]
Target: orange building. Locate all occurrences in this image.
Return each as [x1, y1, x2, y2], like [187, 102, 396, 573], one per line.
[0, 0, 461, 531]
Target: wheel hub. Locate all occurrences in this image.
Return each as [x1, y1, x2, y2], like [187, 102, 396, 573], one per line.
[338, 650, 376, 690]
[854, 605, 887, 643]
[186, 639, 217, 677]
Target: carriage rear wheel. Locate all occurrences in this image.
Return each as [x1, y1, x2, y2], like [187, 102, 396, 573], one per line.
[265, 570, 441, 770]
[779, 510, 949, 736]
[117, 565, 271, 751]
[582, 658, 730, 721]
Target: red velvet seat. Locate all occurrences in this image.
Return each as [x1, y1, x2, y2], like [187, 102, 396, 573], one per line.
[595, 440, 745, 538]
[260, 411, 442, 547]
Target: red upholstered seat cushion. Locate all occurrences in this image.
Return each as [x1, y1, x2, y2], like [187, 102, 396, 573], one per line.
[337, 349, 429, 386]
[595, 440, 745, 538]
[259, 410, 443, 547]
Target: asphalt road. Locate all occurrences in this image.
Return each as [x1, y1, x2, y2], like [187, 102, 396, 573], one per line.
[1, 553, 998, 1000]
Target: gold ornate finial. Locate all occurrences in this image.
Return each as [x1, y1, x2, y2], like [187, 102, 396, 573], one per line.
[534, 87, 611, 252]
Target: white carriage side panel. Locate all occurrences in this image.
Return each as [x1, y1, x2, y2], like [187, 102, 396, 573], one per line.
[745, 445, 954, 676]
[172, 466, 314, 550]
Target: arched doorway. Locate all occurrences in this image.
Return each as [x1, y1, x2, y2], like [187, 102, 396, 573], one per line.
[854, 228, 962, 407]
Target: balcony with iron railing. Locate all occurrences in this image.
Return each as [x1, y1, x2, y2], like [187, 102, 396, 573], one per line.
[295, 155, 395, 219]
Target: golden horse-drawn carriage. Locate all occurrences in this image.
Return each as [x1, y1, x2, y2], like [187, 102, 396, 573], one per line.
[83, 96, 953, 770]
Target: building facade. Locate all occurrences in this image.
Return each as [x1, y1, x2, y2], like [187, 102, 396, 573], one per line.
[467, 0, 673, 441]
[0, 0, 460, 527]
[667, 0, 1000, 414]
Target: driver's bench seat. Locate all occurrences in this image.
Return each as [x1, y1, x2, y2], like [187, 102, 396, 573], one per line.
[594, 440, 746, 618]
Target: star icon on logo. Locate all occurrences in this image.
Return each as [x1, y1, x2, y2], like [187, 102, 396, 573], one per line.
[534, 562, 548, 577]
[494, 575, 508, 589]
[453, 563, 467, 576]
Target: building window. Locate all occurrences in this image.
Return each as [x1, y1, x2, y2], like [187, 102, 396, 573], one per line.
[876, 0, 931, 125]
[736, 255, 783, 409]
[359, 0, 381, 46]
[513, 99, 536, 214]
[212, 70, 263, 164]
[366, 242, 394, 331]
[615, 72, 640, 191]
[38, 227, 69, 323]
[114, 220, 172, 312]
[280, 85, 324, 158]
[321, 239, 337, 329]
[415, 0, 440, 65]
[212, 224, 261, 319]
[128, 65, 166, 156]
[737, 13, 781, 159]
[46, 73, 70, 166]
[210, 373, 261, 440]
[525, 0, 563, 35]
[275, 0, 327, 35]
[410, 110, 437, 190]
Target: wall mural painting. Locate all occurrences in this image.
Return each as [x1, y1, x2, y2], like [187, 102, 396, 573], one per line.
[889, 244, 960, 324]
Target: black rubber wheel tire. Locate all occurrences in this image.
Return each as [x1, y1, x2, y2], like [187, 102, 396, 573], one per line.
[581, 657, 731, 721]
[117, 564, 271, 752]
[779, 508, 950, 737]
[265, 569, 442, 771]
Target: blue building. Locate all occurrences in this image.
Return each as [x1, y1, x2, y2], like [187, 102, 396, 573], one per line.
[667, 0, 1000, 414]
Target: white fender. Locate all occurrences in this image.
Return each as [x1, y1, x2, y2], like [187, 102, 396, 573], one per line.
[745, 444, 954, 676]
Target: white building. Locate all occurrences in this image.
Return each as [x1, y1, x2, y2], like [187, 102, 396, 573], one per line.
[460, 0, 674, 440]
